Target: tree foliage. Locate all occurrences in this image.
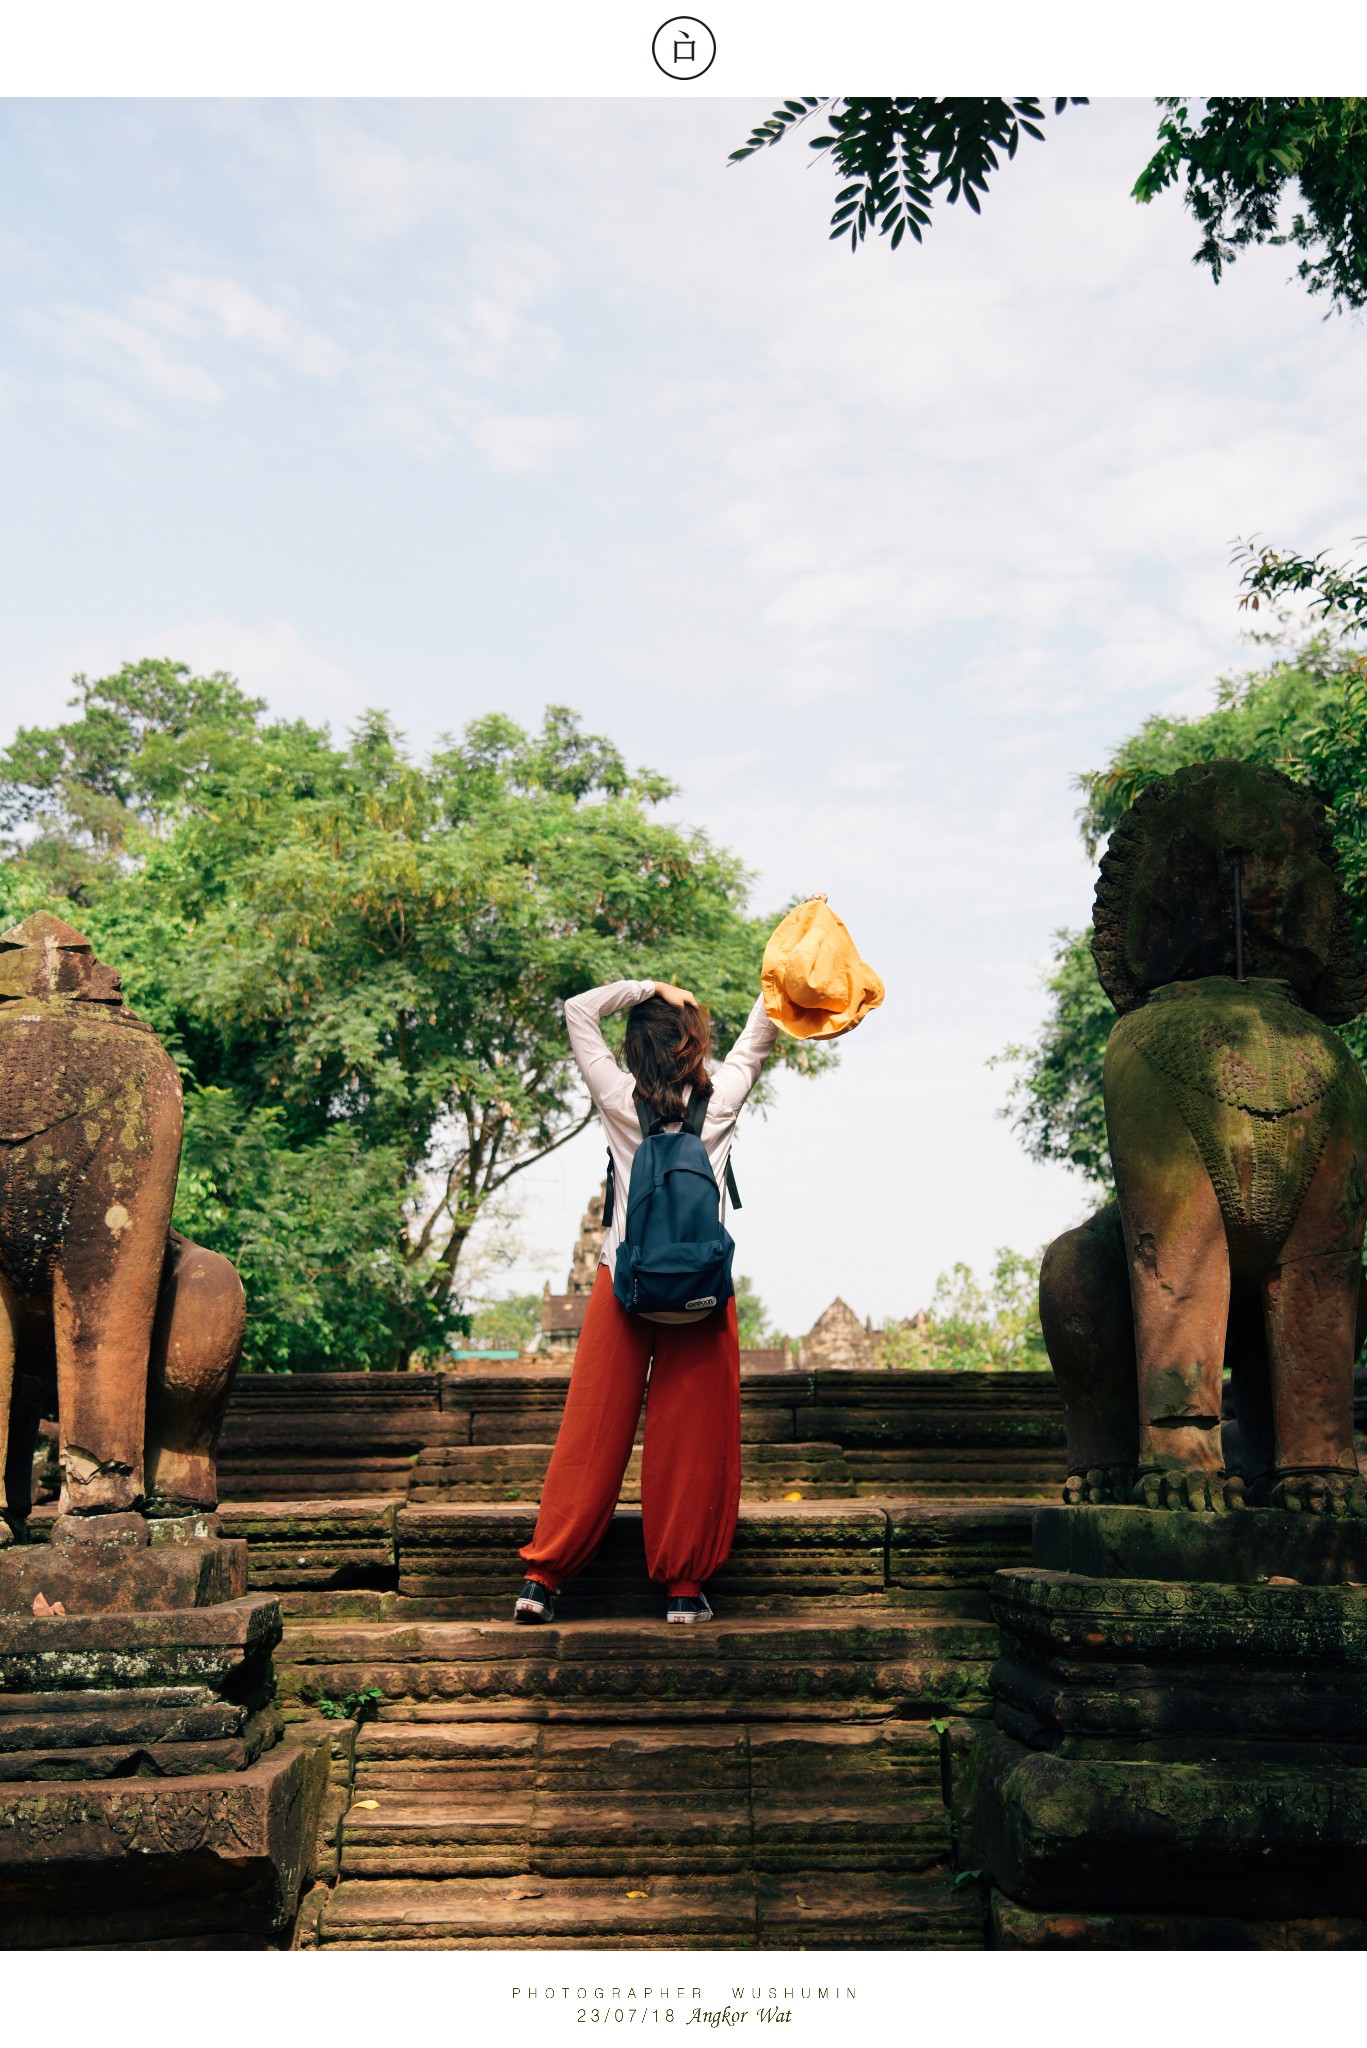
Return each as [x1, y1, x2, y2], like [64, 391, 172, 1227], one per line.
[0, 661, 826, 1369]
[732, 96, 1367, 311]
[880, 1249, 1048, 1371]
[462, 1293, 543, 1354]
[998, 630, 1367, 1187]
[1135, 99, 1367, 309]
[993, 931, 1116, 1185]
[1235, 536, 1367, 631]
[730, 98, 1085, 252]
[734, 1274, 780, 1350]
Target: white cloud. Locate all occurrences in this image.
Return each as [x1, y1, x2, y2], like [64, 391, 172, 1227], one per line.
[147, 274, 345, 378]
[833, 757, 917, 793]
[52, 305, 222, 404]
[467, 410, 582, 473]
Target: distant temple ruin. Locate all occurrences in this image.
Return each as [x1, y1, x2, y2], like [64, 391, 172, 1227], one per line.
[796, 1296, 880, 1371]
[537, 1183, 606, 1354]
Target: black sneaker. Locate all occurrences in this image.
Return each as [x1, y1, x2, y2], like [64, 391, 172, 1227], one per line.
[514, 1579, 556, 1624]
[666, 1592, 713, 1625]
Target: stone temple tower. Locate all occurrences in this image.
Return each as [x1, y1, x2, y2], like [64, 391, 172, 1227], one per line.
[538, 1182, 607, 1352]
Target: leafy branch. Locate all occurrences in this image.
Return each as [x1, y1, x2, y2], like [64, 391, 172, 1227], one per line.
[734, 96, 1367, 311]
[731, 97, 1087, 252]
[1234, 536, 1367, 630]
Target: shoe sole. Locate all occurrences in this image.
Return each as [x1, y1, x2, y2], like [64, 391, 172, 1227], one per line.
[514, 1603, 555, 1624]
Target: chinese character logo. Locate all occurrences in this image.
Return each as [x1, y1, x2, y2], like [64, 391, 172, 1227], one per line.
[651, 16, 716, 79]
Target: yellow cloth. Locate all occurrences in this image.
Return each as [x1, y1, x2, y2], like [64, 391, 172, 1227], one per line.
[761, 899, 885, 1040]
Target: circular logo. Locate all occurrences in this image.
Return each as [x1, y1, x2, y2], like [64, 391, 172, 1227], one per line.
[651, 16, 716, 80]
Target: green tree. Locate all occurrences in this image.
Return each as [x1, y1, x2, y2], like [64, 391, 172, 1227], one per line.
[732, 97, 1367, 310]
[880, 1249, 1048, 1371]
[998, 627, 1367, 1185]
[0, 661, 828, 1369]
[463, 1293, 542, 1353]
[733, 1274, 778, 1350]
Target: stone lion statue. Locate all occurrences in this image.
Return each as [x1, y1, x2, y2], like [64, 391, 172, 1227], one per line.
[1040, 761, 1367, 1515]
[0, 914, 244, 1540]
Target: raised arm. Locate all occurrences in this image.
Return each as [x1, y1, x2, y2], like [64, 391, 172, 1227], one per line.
[707, 995, 779, 1124]
[564, 980, 655, 1113]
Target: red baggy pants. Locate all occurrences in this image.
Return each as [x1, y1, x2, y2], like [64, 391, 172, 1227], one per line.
[519, 1266, 741, 1598]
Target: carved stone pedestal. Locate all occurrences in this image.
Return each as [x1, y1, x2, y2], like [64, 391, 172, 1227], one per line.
[0, 1514, 328, 1948]
[952, 1505, 1367, 1948]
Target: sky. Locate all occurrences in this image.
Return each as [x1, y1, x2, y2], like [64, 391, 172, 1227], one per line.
[2, 97, 1365, 1336]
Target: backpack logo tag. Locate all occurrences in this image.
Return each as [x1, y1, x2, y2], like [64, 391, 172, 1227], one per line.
[685, 1295, 717, 1311]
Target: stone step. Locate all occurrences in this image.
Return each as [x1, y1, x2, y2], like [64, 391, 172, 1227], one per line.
[0, 1705, 281, 1782]
[302, 1869, 985, 1948]
[395, 1500, 1036, 1608]
[351, 1716, 944, 1789]
[276, 1610, 998, 1721]
[338, 1794, 951, 1878]
[400, 1502, 887, 1603]
[409, 1442, 857, 1504]
[336, 1721, 951, 1878]
[218, 1460, 416, 1501]
[846, 1449, 1061, 1499]
[218, 1499, 401, 1591]
[219, 1497, 1036, 1607]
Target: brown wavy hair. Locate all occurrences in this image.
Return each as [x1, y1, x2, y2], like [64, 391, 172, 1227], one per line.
[624, 995, 713, 1126]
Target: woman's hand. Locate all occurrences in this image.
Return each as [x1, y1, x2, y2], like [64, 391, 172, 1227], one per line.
[654, 981, 699, 1009]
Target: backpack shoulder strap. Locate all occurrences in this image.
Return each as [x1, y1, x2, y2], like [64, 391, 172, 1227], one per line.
[602, 1151, 616, 1229]
[684, 1089, 741, 1209]
[635, 1094, 664, 1140]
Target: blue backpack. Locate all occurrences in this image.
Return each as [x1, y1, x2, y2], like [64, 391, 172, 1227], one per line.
[604, 1090, 740, 1325]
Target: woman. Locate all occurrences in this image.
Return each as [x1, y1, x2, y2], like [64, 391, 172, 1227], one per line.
[513, 975, 777, 1625]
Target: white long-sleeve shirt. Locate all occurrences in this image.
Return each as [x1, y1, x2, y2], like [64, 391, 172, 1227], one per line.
[564, 980, 778, 1273]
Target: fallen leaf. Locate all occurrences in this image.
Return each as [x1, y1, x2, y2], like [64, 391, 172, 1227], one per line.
[795, 1896, 808, 1908]
[505, 1885, 544, 1900]
[625, 1890, 648, 1899]
[31, 1593, 66, 1618]
[783, 1492, 804, 1502]
[352, 1799, 380, 1810]
[1267, 1575, 1299, 1587]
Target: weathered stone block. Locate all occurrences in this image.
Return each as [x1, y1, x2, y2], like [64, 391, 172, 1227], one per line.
[888, 1503, 1035, 1592]
[0, 1703, 282, 1780]
[990, 1893, 1367, 1948]
[0, 1724, 330, 1947]
[216, 1498, 399, 1590]
[0, 1533, 246, 1616]
[1033, 1503, 1367, 1585]
[0, 1593, 281, 1699]
[991, 1567, 1367, 1668]
[953, 1720, 1367, 1918]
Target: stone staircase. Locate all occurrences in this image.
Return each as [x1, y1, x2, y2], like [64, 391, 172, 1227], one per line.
[209, 1362, 1069, 1948]
[249, 1499, 1035, 1949]
[297, 1712, 984, 1949]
